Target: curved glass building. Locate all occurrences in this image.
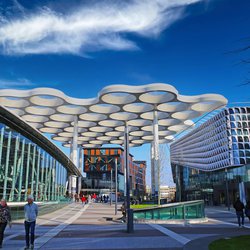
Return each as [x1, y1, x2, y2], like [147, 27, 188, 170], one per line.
[0, 105, 81, 202]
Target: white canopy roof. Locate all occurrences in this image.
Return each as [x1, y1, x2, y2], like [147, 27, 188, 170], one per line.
[0, 83, 228, 147]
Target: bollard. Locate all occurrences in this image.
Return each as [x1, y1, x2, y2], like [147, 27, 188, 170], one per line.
[127, 208, 134, 233]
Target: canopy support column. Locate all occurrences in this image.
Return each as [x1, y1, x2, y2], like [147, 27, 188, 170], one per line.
[153, 110, 160, 205]
[124, 122, 134, 233]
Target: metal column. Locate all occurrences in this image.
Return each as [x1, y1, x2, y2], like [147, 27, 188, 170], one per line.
[35, 149, 41, 201]
[153, 110, 160, 205]
[52, 159, 56, 200]
[44, 153, 49, 201]
[69, 116, 78, 196]
[150, 142, 155, 199]
[40, 152, 46, 201]
[0, 127, 4, 165]
[110, 168, 113, 206]
[115, 158, 118, 215]
[3, 131, 12, 199]
[24, 143, 31, 201]
[18, 139, 25, 201]
[78, 146, 82, 194]
[72, 116, 78, 165]
[10, 135, 20, 201]
[48, 156, 53, 200]
[56, 162, 60, 200]
[30, 145, 37, 197]
[124, 122, 134, 233]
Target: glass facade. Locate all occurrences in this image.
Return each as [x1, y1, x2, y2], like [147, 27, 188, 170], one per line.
[0, 123, 67, 202]
[174, 164, 250, 206]
[171, 107, 250, 206]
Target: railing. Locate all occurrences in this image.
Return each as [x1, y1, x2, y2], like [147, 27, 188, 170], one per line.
[133, 200, 205, 220]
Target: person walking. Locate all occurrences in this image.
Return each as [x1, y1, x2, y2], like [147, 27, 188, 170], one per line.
[24, 195, 38, 249]
[245, 200, 250, 221]
[233, 197, 245, 227]
[81, 196, 87, 206]
[0, 199, 12, 248]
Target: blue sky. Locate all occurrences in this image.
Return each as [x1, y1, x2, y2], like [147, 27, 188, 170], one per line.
[0, 0, 250, 186]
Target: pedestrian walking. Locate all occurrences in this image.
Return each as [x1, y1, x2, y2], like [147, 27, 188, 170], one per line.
[88, 194, 92, 203]
[92, 193, 97, 202]
[121, 202, 126, 222]
[81, 196, 87, 206]
[24, 195, 38, 249]
[0, 199, 12, 248]
[233, 197, 245, 227]
[245, 200, 250, 221]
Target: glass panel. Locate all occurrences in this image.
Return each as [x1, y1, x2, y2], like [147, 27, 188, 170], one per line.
[133, 201, 205, 221]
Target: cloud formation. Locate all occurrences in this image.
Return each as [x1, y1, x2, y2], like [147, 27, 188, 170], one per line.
[0, 0, 202, 55]
[0, 78, 36, 88]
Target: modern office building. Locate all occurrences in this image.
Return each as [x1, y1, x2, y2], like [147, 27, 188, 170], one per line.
[160, 185, 176, 202]
[0, 105, 81, 202]
[83, 148, 146, 198]
[170, 107, 250, 206]
[133, 161, 147, 197]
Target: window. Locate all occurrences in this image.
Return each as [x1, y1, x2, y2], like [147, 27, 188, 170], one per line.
[240, 158, 246, 164]
[235, 108, 240, 114]
[230, 122, 236, 128]
[241, 108, 246, 114]
[239, 150, 245, 157]
[235, 115, 241, 121]
[242, 115, 247, 121]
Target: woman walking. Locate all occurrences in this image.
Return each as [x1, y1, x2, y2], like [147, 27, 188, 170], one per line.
[0, 199, 12, 248]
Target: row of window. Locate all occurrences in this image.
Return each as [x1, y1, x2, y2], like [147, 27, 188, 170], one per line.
[228, 115, 250, 122]
[171, 107, 250, 170]
[227, 107, 250, 114]
[229, 122, 250, 129]
[229, 128, 250, 136]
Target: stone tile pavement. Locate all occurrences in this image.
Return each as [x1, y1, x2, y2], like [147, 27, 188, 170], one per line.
[1, 203, 250, 249]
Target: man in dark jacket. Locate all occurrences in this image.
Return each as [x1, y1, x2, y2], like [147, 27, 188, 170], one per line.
[233, 197, 245, 227]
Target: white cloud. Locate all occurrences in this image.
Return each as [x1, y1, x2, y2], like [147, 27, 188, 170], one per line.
[0, 0, 202, 55]
[0, 78, 36, 88]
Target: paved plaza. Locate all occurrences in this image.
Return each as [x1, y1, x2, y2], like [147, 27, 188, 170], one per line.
[1, 202, 250, 250]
